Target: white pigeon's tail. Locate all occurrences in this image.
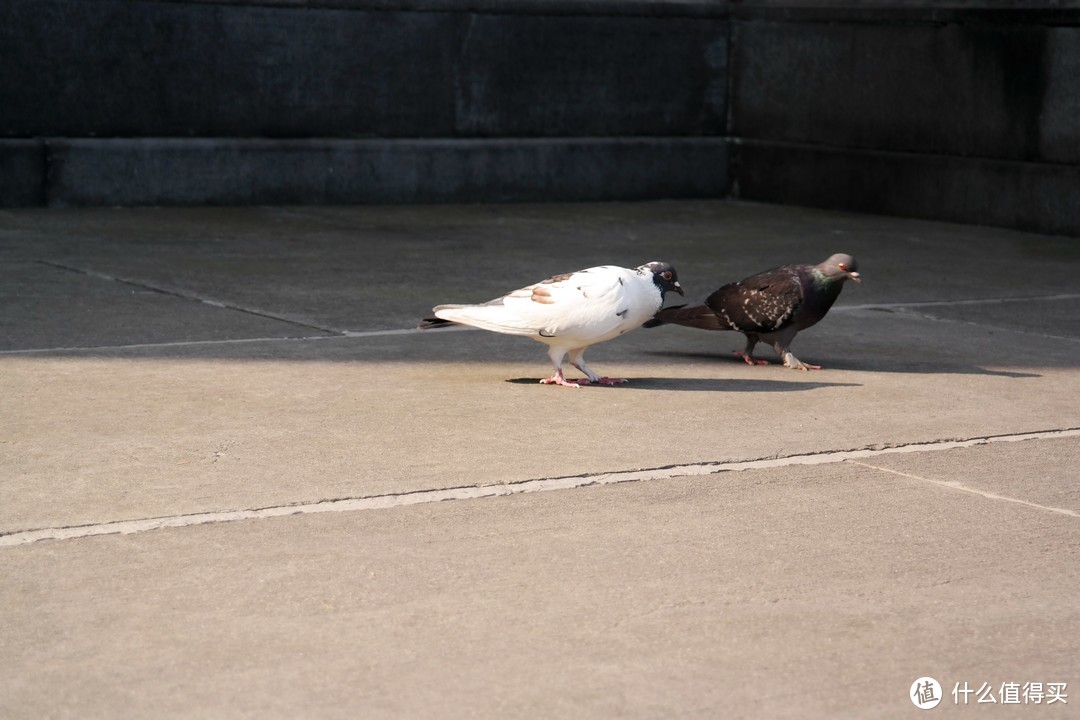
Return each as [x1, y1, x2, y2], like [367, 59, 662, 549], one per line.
[433, 303, 539, 336]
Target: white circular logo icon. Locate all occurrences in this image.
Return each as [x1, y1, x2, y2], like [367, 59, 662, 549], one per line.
[911, 677, 943, 709]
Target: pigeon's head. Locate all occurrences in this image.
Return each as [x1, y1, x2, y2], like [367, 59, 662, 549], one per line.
[641, 261, 684, 296]
[820, 254, 861, 283]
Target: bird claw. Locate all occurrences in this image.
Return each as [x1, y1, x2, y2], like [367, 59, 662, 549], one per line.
[540, 375, 583, 388]
[784, 358, 822, 371]
[735, 351, 769, 366]
[538, 375, 626, 387]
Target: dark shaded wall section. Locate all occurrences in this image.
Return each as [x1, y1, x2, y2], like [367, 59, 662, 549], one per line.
[1, 0, 1079, 236]
[0, 0, 731, 206]
[729, 4, 1080, 236]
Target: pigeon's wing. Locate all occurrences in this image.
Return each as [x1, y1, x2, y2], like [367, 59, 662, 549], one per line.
[433, 266, 629, 339]
[704, 266, 805, 334]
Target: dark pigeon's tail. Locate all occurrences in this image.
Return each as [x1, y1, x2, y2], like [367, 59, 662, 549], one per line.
[642, 304, 687, 328]
[417, 317, 458, 330]
[639, 304, 691, 330]
[644, 304, 730, 331]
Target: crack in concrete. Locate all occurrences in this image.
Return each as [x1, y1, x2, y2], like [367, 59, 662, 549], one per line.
[35, 260, 344, 336]
[0, 326, 473, 356]
[849, 461, 1079, 518]
[0, 335, 334, 355]
[4, 290, 1078, 355]
[834, 293, 1080, 312]
[2, 428, 1077, 548]
[855, 306, 1080, 344]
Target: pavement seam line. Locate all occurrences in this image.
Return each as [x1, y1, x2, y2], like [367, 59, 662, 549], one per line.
[833, 293, 1080, 312]
[2, 428, 1077, 548]
[856, 307, 1080, 344]
[848, 460, 1079, 518]
[837, 294, 1080, 344]
[35, 260, 345, 336]
[0, 328, 454, 356]
[3, 291, 1078, 355]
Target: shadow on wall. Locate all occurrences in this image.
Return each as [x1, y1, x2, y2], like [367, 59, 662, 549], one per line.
[2, 1, 1078, 236]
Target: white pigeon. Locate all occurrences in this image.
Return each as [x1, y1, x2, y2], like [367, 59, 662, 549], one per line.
[420, 262, 683, 387]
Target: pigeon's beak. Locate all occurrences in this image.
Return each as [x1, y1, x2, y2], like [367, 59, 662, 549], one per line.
[847, 271, 862, 284]
[674, 281, 684, 296]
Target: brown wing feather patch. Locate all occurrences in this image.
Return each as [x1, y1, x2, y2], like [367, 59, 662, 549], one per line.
[531, 286, 557, 304]
[542, 273, 574, 284]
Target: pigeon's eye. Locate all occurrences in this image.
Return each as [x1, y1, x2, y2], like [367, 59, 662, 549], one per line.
[662, 271, 673, 281]
[838, 263, 848, 271]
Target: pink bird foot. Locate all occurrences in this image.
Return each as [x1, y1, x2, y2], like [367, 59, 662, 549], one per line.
[593, 377, 629, 385]
[735, 351, 769, 366]
[540, 374, 583, 388]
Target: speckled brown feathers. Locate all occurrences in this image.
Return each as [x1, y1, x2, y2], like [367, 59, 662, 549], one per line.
[703, 266, 806, 334]
[645, 254, 859, 370]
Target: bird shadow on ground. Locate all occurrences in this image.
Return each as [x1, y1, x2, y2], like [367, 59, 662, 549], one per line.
[641, 350, 1042, 379]
[504, 377, 861, 392]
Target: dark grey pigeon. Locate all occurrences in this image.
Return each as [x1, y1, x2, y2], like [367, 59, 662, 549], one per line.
[644, 253, 860, 370]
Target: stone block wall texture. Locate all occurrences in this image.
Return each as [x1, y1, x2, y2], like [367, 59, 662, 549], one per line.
[0, 0, 731, 206]
[1, 0, 1078, 235]
[729, 4, 1080, 236]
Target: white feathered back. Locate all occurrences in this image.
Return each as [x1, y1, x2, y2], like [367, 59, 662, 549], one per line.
[433, 265, 661, 344]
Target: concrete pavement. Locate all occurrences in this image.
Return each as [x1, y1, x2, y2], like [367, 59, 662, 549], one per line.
[1, 200, 1077, 718]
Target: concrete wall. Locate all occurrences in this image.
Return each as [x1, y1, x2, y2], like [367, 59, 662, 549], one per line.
[729, 3, 1080, 236]
[2, 0, 1079, 236]
[0, 0, 730, 206]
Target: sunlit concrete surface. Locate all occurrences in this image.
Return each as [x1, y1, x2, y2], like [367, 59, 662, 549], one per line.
[1, 201, 1077, 718]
